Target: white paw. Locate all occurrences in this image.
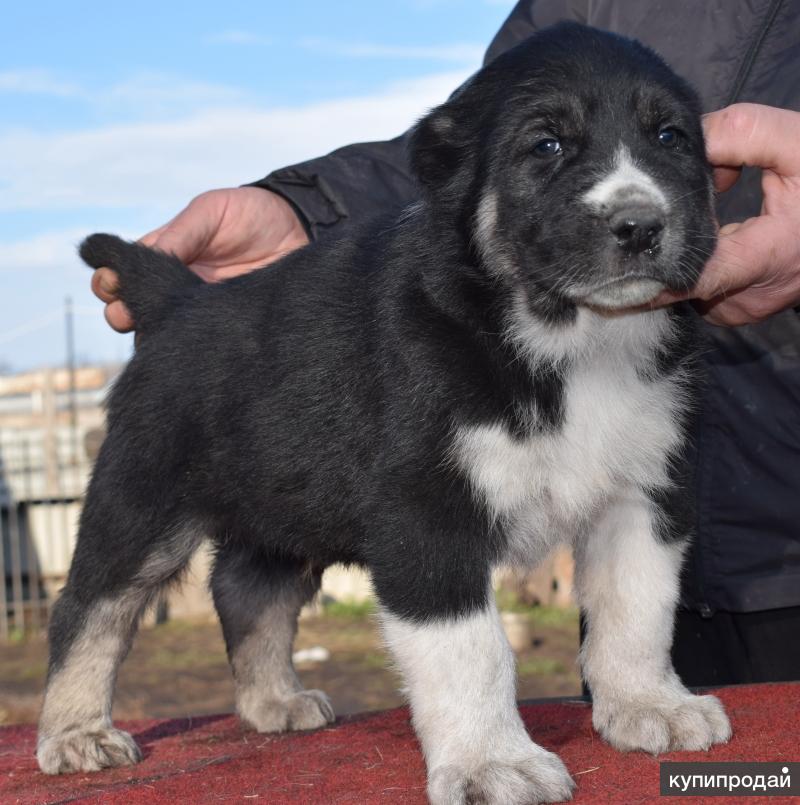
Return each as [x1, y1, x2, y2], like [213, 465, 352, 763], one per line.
[240, 689, 335, 733]
[595, 692, 731, 754]
[428, 748, 575, 805]
[37, 727, 142, 774]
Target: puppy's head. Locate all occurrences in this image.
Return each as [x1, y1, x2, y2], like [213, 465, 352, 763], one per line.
[410, 22, 716, 314]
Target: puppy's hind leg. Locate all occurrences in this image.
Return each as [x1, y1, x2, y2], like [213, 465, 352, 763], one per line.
[211, 546, 334, 733]
[37, 510, 202, 774]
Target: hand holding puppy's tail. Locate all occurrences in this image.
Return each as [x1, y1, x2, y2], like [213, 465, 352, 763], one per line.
[80, 234, 203, 332]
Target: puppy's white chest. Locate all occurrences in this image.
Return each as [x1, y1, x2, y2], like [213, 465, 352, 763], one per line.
[453, 322, 684, 560]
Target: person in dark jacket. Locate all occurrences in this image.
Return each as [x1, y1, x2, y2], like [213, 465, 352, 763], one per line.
[93, 1, 800, 687]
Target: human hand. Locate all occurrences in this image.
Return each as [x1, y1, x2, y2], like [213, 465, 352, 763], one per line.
[92, 187, 309, 332]
[655, 103, 800, 326]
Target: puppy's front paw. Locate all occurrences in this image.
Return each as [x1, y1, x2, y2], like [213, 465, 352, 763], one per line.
[240, 689, 335, 733]
[37, 727, 142, 774]
[428, 749, 575, 805]
[595, 692, 731, 754]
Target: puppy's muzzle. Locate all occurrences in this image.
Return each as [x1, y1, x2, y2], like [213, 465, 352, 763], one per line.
[608, 205, 664, 255]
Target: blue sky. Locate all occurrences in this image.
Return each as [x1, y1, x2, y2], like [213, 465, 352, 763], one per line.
[1, 0, 515, 371]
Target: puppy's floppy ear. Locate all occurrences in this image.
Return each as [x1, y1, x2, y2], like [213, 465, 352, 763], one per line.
[409, 104, 467, 193]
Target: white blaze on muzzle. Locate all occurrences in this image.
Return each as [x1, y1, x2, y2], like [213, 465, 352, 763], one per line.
[572, 147, 674, 309]
[583, 145, 668, 214]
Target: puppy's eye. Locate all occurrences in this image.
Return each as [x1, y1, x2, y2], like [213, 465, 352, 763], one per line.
[533, 138, 562, 158]
[658, 127, 682, 148]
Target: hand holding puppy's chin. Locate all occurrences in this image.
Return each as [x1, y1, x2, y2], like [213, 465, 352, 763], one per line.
[647, 287, 693, 310]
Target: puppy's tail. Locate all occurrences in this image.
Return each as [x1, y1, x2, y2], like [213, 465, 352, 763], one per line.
[80, 233, 203, 333]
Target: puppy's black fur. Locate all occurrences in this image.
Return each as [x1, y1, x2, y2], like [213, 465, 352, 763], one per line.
[76, 24, 709, 607]
[41, 22, 724, 793]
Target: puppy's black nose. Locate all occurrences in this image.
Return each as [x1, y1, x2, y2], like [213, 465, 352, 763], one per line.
[608, 208, 664, 254]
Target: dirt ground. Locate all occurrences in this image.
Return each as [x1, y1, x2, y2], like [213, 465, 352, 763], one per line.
[0, 605, 581, 727]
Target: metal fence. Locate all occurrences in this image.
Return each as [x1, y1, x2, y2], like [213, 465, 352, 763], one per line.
[0, 364, 118, 640]
[2, 502, 62, 638]
[1, 430, 88, 640]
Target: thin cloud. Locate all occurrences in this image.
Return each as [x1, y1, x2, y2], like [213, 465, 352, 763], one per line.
[0, 68, 471, 368]
[0, 69, 470, 214]
[206, 30, 272, 45]
[0, 68, 81, 97]
[300, 38, 484, 64]
[100, 73, 248, 114]
[0, 228, 89, 271]
[408, 0, 515, 8]
[0, 68, 249, 117]
[0, 227, 136, 369]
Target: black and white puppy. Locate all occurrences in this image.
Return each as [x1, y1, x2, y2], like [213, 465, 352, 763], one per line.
[38, 22, 731, 805]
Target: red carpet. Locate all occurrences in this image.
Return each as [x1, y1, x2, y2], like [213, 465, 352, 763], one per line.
[1, 683, 797, 804]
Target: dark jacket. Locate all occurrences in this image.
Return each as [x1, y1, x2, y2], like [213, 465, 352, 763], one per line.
[253, 0, 800, 616]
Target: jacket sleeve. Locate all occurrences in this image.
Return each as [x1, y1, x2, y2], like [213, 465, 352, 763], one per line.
[249, 135, 418, 240]
[248, 1, 584, 239]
